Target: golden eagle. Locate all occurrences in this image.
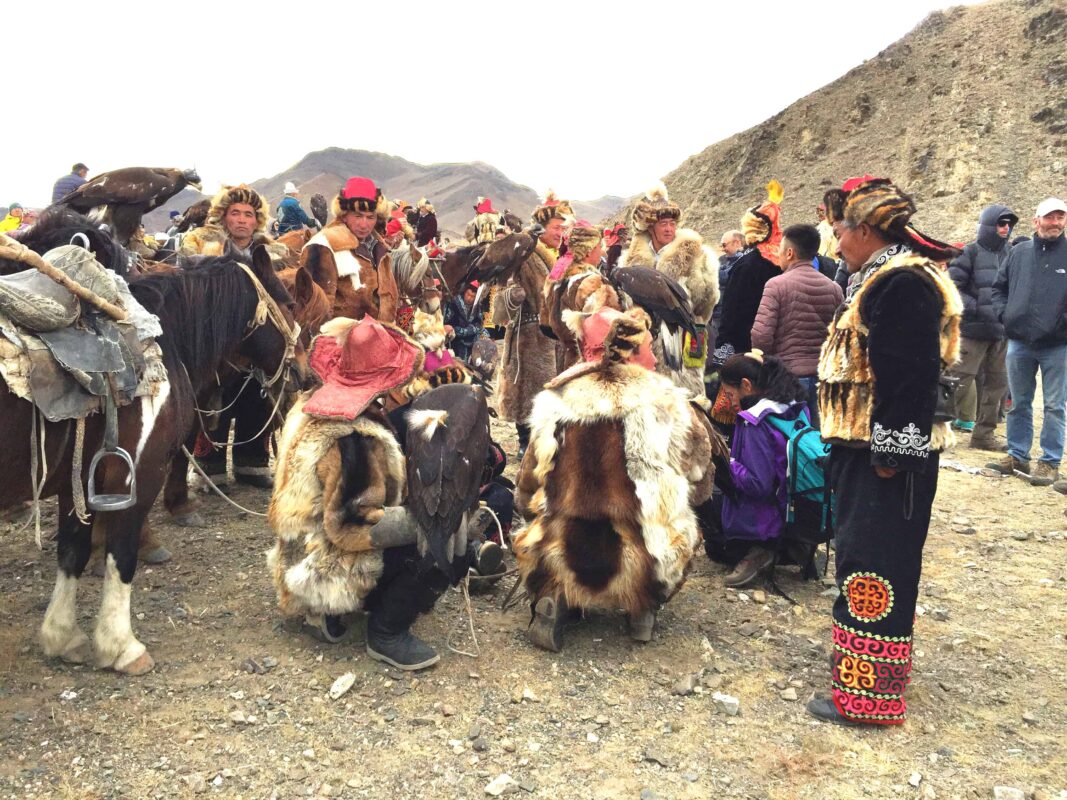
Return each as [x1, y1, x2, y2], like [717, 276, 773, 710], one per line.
[610, 266, 698, 369]
[56, 167, 202, 244]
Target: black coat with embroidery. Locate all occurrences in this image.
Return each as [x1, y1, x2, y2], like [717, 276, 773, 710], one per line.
[862, 269, 943, 472]
[715, 247, 779, 354]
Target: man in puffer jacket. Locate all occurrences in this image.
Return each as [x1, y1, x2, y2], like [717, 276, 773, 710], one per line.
[751, 224, 842, 428]
[947, 204, 1016, 450]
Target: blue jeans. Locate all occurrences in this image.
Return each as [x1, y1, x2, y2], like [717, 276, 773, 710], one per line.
[1005, 340, 1067, 465]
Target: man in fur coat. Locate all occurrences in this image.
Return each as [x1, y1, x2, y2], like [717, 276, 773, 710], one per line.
[181, 184, 289, 489]
[513, 307, 720, 652]
[808, 177, 962, 726]
[621, 184, 719, 397]
[299, 176, 400, 323]
[268, 317, 483, 670]
[496, 193, 574, 458]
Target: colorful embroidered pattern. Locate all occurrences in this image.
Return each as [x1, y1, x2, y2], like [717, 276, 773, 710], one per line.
[844, 572, 894, 621]
[831, 621, 912, 724]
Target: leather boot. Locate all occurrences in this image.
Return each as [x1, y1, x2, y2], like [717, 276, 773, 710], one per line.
[364, 559, 445, 671]
[528, 595, 567, 653]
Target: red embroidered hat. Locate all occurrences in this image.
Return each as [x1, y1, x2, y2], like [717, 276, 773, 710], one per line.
[338, 177, 381, 213]
[304, 317, 424, 420]
[474, 197, 495, 215]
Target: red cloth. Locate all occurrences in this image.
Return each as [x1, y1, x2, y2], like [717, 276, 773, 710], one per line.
[423, 350, 455, 372]
[304, 318, 422, 420]
[342, 176, 378, 202]
[579, 309, 656, 371]
[475, 197, 495, 214]
[386, 219, 403, 236]
[842, 174, 880, 193]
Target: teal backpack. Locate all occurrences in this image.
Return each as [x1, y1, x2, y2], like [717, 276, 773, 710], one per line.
[765, 409, 834, 576]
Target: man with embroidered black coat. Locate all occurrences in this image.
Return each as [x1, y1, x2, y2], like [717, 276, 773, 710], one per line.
[809, 177, 962, 726]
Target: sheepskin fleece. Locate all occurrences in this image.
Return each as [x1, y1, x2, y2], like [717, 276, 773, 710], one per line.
[540, 267, 622, 369]
[513, 364, 714, 615]
[266, 397, 405, 616]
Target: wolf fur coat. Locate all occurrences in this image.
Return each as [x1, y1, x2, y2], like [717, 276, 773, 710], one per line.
[623, 229, 719, 395]
[540, 265, 622, 370]
[496, 241, 560, 423]
[266, 396, 406, 617]
[513, 358, 718, 616]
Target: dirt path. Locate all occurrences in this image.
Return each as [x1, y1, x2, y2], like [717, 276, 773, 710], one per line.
[1, 417, 1065, 800]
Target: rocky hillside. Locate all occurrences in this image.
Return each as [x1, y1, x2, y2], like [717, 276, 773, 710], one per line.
[142, 149, 624, 237]
[659, 0, 1067, 245]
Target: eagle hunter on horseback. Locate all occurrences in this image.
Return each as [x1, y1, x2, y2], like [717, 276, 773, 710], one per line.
[0, 214, 304, 674]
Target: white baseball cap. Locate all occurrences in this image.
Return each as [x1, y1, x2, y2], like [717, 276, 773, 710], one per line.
[1036, 197, 1067, 217]
[284, 181, 298, 194]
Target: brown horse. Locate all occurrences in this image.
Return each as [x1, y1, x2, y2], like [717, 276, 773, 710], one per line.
[1, 246, 304, 674]
[276, 228, 316, 268]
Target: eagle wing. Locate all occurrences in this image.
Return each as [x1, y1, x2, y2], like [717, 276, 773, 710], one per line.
[404, 384, 490, 582]
[310, 193, 329, 227]
[611, 266, 698, 370]
[58, 167, 185, 211]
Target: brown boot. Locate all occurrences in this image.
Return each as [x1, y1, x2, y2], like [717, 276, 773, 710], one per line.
[985, 455, 1030, 476]
[724, 546, 775, 589]
[969, 434, 1007, 452]
[528, 596, 567, 653]
[1029, 461, 1060, 487]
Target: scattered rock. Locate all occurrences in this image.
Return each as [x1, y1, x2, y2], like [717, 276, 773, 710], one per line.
[932, 609, 950, 622]
[519, 779, 537, 793]
[521, 686, 540, 703]
[640, 790, 663, 800]
[240, 657, 265, 674]
[586, 731, 599, 743]
[1022, 711, 1040, 725]
[501, 739, 516, 753]
[12, 712, 29, 723]
[739, 621, 762, 637]
[712, 692, 740, 716]
[780, 687, 799, 702]
[442, 704, 457, 717]
[682, 772, 699, 782]
[1011, 530, 1032, 541]
[484, 773, 520, 796]
[261, 656, 279, 670]
[909, 771, 923, 787]
[229, 711, 246, 725]
[752, 589, 767, 604]
[671, 674, 697, 696]
[993, 788, 1026, 800]
[185, 774, 207, 794]
[473, 738, 489, 752]
[643, 747, 674, 768]
[411, 716, 435, 727]
[328, 673, 356, 700]
[820, 587, 840, 598]
[468, 724, 482, 740]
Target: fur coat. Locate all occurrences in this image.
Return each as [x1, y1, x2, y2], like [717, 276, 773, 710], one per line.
[179, 226, 290, 266]
[513, 363, 717, 615]
[540, 265, 622, 370]
[300, 222, 399, 323]
[622, 229, 719, 396]
[266, 396, 405, 616]
[496, 242, 560, 423]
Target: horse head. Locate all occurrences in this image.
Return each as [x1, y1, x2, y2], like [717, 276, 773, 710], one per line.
[279, 264, 332, 348]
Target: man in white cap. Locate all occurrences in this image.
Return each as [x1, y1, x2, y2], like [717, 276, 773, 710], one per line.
[991, 197, 1067, 487]
[277, 180, 319, 235]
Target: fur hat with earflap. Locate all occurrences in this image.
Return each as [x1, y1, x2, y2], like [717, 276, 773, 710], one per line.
[532, 191, 575, 228]
[631, 182, 681, 233]
[331, 176, 390, 223]
[206, 184, 270, 232]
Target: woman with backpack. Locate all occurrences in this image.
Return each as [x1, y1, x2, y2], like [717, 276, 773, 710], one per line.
[715, 350, 809, 588]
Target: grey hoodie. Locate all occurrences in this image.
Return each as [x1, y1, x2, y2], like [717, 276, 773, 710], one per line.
[993, 228, 1067, 347]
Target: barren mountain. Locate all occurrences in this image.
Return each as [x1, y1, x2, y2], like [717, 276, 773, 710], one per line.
[141, 149, 625, 237]
[659, 0, 1067, 245]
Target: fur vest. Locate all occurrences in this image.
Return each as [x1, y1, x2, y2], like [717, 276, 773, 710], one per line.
[497, 242, 560, 422]
[179, 226, 290, 265]
[513, 364, 716, 614]
[818, 252, 962, 455]
[266, 396, 405, 616]
[301, 222, 398, 323]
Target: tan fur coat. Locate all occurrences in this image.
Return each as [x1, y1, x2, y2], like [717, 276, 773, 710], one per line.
[266, 396, 406, 616]
[513, 364, 716, 615]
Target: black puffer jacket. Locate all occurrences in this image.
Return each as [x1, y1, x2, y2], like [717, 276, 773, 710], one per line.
[949, 204, 1017, 340]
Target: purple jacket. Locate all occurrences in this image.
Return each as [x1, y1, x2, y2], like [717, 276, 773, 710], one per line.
[721, 399, 805, 542]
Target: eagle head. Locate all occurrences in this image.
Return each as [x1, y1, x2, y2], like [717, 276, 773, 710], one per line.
[181, 168, 203, 191]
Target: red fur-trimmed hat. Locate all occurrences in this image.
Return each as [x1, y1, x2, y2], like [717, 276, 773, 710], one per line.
[475, 197, 495, 215]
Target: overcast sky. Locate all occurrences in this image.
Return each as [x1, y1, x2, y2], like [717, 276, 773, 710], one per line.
[7, 0, 982, 208]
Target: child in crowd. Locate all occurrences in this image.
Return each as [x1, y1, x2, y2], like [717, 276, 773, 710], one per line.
[714, 350, 809, 588]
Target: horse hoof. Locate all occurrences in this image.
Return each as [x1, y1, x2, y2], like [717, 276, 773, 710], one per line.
[116, 651, 155, 676]
[171, 511, 207, 528]
[139, 546, 172, 565]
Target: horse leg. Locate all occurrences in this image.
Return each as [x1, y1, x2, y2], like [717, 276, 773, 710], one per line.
[39, 494, 93, 664]
[163, 438, 206, 527]
[93, 510, 154, 675]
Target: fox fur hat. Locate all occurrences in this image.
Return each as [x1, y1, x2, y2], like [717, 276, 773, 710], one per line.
[631, 182, 681, 233]
[532, 191, 575, 228]
[740, 180, 785, 265]
[331, 176, 390, 223]
[206, 184, 269, 232]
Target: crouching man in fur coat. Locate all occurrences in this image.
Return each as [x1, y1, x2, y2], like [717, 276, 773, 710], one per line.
[513, 307, 723, 652]
[622, 183, 719, 397]
[267, 317, 469, 670]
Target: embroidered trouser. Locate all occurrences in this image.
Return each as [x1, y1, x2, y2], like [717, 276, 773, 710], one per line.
[826, 446, 940, 724]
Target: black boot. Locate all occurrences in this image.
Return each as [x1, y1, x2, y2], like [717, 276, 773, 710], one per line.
[806, 697, 863, 727]
[364, 553, 446, 671]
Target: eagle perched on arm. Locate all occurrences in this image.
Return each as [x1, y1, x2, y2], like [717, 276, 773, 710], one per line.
[404, 384, 490, 582]
[56, 166, 202, 244]
[610, 266, 698, 369]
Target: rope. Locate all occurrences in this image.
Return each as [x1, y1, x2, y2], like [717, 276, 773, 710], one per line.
[29, 408, 48, 548]
[71, 417, 89, 524]
[180, 445, 268, 517]
[445, 575, 480, 659]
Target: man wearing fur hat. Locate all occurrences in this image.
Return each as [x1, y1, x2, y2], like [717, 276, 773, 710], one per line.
[513, 307, 720, 652]
[622, 184, 719, 397]
[181, 184, 290, 488]
[808, 177, 963, 726]
[268, 317, 495, 669]
[300, 176, 399, 323]
[466, 197, 504, 245]
[497, 193, 573, 457]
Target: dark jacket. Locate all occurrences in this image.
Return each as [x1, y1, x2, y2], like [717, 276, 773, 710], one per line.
[277, 196, 315, 234]
[444, 295, 484, 361]
[52, 172, 86, 203]
[415, 212, 438, 247]
[713, 251, 744, 327]
[949, 204, 1016, 341]
[993, 233, 1067, 347]
[722, 399, 806, 542]
[715, 247, 779, 354]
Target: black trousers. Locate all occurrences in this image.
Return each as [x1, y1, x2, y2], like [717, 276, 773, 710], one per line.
[826, 445, 939, 724]
[362, 544, 474, 635]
